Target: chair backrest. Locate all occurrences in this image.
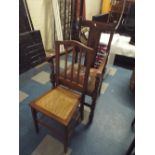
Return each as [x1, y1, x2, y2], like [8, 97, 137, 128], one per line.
[55, 40, 94, 93]
[80, 20, 115, 67]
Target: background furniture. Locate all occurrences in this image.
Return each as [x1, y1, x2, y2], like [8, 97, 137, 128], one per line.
[19, 0, 46, 74]
[19, 31, 46, 74]
[118, 2, 135, 44]
[30, 40, 94, 153]
[20, 0, 81, 74]
[100, 33, 135, 69]
[92, 0, 135, 69]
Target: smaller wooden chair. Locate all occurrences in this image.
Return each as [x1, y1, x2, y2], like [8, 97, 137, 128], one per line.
[30, 40, 94, 153]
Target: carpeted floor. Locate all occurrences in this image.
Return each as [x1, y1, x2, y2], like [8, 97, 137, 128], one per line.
[19, 62, 135, 155]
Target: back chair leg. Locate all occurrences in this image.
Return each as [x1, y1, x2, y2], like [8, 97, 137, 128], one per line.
[31, 108, 39, 133]
[88, 97, 97, 124]
[98, 69, 106, 96]
[50, 73, 55, 88]
[80, 95, 85, 121]
[88, 107, 95, 124]
[50, 59, 56, 88]
[80, 103, 84, 121]
[98, 82, 102, 96]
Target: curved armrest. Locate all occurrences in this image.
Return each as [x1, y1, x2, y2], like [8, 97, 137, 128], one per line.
[45, 46, 76, 63]
[45, 55, 55, 62]
[97, 55, 108, 77]
[89, 55, 108, 95]
[90, 55, 108, 79]
[45, 51, 67, 62]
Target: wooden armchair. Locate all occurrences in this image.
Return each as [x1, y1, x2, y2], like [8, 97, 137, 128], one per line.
[30, 40, 94, 153]
[47, 20, 115, 124]
[78, 20, 115, 123]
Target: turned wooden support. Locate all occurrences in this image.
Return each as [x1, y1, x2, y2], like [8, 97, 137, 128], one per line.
[31, 107, 39, 133]
[64, 126, 68, 153]
[88, 76, 101, 124]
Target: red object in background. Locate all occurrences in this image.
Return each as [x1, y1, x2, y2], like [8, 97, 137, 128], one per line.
[94, 44, 108, 68]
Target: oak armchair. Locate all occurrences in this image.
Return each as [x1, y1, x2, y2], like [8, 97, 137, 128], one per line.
[78, 20, 115, 123]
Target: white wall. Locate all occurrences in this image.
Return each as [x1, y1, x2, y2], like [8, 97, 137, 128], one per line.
[85, 0, 102, 20]
[26, 0, 54, 51]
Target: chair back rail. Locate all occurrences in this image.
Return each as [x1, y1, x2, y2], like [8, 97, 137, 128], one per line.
[80, 20, 115, 66]
[55, 40, 94, 93]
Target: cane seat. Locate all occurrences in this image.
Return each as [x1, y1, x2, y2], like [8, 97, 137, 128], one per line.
[31, 86, 81, 126]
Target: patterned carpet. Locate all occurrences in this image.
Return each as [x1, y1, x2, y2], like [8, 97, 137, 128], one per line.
[19, 62, 135, 155]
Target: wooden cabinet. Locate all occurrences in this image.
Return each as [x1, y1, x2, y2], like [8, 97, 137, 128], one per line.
[19, 31, 46, 74]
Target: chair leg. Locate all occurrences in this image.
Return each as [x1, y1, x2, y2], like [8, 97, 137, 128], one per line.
[88, 97, 97, 124]
[80, 103, 84, 121]
[98, 82, 102, 96]
[50, 73, 55, 88]
[64, 126, 68, 153]
[49, 59, 56, 88]
[125, 138, 135, 155]
[98, 68, 106, 96]
[131, 118, 135, 128]
[31, 108, 39, 133]
[80, 95, 85, 121]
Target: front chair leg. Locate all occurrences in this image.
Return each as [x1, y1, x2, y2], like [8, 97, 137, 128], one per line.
[31, 107, 39, 133]
[64, 126, 68, 153]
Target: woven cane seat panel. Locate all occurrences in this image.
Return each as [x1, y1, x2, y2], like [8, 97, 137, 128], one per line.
[34, 86, 81, 125]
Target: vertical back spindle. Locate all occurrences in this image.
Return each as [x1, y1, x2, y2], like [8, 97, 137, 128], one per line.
[71, 47, 76, 81]
[76, 47, 82, 83]
[64, 46, 68, 78]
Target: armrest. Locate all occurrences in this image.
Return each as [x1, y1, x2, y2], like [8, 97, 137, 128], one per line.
[97, 55, 108, 76]
[45, 46, 75, 63]
[89, 55, 108, 80]
[89, 55, 108, 95]
[45, 52, 67, 63]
